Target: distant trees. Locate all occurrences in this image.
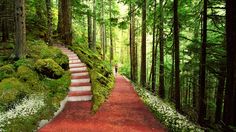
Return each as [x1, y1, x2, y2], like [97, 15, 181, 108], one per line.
[45, 0, 52, 46]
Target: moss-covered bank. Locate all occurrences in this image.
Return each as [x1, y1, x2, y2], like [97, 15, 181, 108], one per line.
[70, 44, 115, 112]
[0, 39, 70, 131]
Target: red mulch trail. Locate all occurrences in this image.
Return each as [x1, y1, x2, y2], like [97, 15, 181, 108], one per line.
[39, 75, 167, 132]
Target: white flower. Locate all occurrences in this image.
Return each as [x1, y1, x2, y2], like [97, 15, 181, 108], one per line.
[0, 95, 45, 130]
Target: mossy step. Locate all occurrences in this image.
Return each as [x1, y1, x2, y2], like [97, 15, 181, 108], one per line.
[70, 82, 91, 87]
[69, 86, 92, 92]
[71, 78, 90, 83]
[68, 91, 92, 96]
[67, 95, 92, 102]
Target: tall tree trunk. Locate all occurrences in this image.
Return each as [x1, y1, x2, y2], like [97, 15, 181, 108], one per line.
[15, 0, 26, 58]
[159, 0, 165, 99]
[109, 0, 113, 64]
[130, 2, 137, 83]
[140, 0, 147, 87]
[92, 0, 96, 50]
[215, 64, 226, 123]
[223, 0, 236, 127]
[151, 0, 157, 93]
[87, 10, 92, 48]
[198, 0, 207, 125]
[174, 0, 180, 111]
[101, 0, 105, 60]
[46, 0, 52, 46]
[61, 0, 72, 45]
[2, 19, 8, 42]
[57, 0, 63, 35]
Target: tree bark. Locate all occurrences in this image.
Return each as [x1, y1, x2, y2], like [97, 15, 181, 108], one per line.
[151, 0, 157, 93]
[174, 0, 180, 111]
[141, 0, 147, 87]
[159, 0, 165, 99]
[109, 0, 113, 64]
[57, 0, 63, 35]
[46, 0, 52, 46]
[198, 0, 207, 125]
[92, 0, 96, 50]
[15, 0, 26, 58]
[61, 0, 72, 45]
[87, 10, 92, 48]
[223, 0, 236, 126]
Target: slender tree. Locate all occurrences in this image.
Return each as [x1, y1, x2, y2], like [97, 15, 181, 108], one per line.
[61, 0, 72, 45]
[140, 0, 147, 87]
[159, 0, 165, 99]
[151, 0, 157, 93]
[198, 0, 207, 125]
[87, 10, 92, 48]
[109, 0, 113, 64]
[46, 0, 52, 46]
[92, 0, 96, 50]
[223, 0, 236, 127]
[15, 0, 26, 58]
[173, 0, 180, 111]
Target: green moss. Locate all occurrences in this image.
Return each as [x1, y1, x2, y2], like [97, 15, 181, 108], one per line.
[14, 58, 35, 69]
[0, 64, 15, 81]
[16, 66, 46, 93]
[35, 59, 64, 79]
[70, 44, 115, 113]
[0, 78, 28, 111]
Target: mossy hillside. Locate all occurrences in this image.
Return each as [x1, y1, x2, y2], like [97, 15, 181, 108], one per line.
[0, 78, 29, 111]
[70, 44, 114, 112]
[35, 59, 65, 79]
[0, 64, 15, 81]
[0, 39, 71, 131]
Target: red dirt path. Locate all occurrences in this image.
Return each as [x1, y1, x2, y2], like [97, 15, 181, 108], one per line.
[39, 75, 167, 132]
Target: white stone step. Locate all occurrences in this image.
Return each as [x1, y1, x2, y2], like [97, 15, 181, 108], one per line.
[67, 95, 92, 102]
[71, 78, 90, 83]
[72, 72, 89, 76]
[69, 86, 92, 92]
[70, 67, 87, 72]
[69, 56, 79, 60]
[69, 63, 86, 67]
[69, 60, 81, 63]
[68, 54, 77, 57]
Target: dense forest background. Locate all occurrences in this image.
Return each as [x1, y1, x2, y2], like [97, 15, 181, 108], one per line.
[0, 0, 236, 131]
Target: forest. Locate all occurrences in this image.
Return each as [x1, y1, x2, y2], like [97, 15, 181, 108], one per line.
[0, 0, 236, 131]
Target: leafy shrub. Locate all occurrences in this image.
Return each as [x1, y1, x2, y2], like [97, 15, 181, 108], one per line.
[0, 64, 15, 81]
[0, 78, 29, 111]
[35, 59, 64, 79]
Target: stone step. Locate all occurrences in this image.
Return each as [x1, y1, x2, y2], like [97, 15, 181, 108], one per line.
[68, 91, 92, 97]
[67, 95, 92, 102]
[67, 54, 77, 57]
[69, 60, 81, 64]
[70, 67, 87, 73]
[69, 63, 86, 68]
[69, 56, 79, 60]
[70, 82, 91, 87]
[71, 72, 89, 77]
[71, 74, 90, 79]
[69, 86, 91, 92]
[71, 78, 90, 83]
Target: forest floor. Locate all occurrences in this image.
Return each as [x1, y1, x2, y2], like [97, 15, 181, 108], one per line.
[38, 75, 167, 132]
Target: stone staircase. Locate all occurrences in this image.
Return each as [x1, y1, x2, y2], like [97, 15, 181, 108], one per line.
[58, 46, 92, 102]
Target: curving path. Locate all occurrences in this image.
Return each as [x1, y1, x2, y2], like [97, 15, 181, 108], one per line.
[39, 46, 167, 132]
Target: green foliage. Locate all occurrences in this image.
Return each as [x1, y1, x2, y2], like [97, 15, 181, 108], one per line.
[70, 44, 114, 112]
[0, 64, 15, 81]
[14, 58, 35, 69]
[0, 78, 28, 111]
[35, 59, 64, 79]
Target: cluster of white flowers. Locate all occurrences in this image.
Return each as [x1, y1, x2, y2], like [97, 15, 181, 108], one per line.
[0, 95, 45, 131]
[135, 87, 204, 132]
